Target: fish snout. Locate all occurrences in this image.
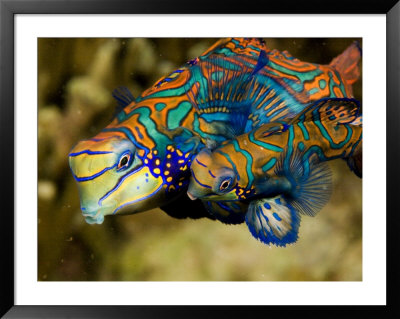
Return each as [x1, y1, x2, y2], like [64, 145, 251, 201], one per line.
[187, 191, 197, 201]
[81, 208, 105, 224]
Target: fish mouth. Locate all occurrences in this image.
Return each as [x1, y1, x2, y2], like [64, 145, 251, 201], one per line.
[187, 192, 197, 201]
[82, 210, 105, 224]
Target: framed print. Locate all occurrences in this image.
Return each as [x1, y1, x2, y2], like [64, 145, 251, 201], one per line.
[1, 0, 399, 318]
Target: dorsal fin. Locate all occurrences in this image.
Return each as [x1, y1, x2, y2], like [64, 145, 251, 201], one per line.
[185, 53, 255, 113]
[185, 51, 270, 137]
[112, 86, 135, 116]
[251, 50, 269, 75]
[290, 98, 361, 126]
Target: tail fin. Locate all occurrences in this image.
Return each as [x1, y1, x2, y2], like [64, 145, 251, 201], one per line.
[346, 145, 362, 178]
[329, 41, 361, 88]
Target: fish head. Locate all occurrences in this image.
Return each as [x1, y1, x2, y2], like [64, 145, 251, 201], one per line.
[69, 134, 166, 224]
[188, 148, 239, 201]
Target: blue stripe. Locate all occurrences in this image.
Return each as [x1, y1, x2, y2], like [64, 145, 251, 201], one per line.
[273, 212, 282, 221]
[195, 158, 207, 168]
[232, 140, 254, 189]
[284, 126, 295, 172]
[297, 115, 310, 141]
[215, 150, 240, 181]
[74, 164, 117, 182]
[69, 150, 113, 157]
[112, 184, 164, 215]
[248, 131, 283, 152]
[191, 171, 212, 189]
[98, 165, 144, 206]
[261, 158, 277, 172]
[314, 119, 353, 149]
[135, 127, 144, 139]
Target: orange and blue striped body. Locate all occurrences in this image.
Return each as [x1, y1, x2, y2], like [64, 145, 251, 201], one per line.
[68, 38, 361, 224]
[188, 98, 362, 246]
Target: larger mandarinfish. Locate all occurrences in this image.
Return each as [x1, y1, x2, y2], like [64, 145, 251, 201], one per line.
[68, 38, 361, 225]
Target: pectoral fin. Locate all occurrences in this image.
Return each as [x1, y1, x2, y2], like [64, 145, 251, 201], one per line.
[202, 200, 247, 224]
[245, 196, 300, 247]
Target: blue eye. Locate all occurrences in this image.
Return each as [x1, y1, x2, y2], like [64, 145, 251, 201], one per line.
[117, 151, 133, 170]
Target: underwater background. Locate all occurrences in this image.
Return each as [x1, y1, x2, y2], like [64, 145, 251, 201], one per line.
[38, 38, 362, 281]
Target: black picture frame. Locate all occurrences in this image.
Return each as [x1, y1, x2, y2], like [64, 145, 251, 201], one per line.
[1, 0, 399, 318]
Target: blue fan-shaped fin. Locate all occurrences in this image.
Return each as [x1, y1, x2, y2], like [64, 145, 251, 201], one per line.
[275, 150, 333, 217]
[245, 196, 300, 247]
[112, 86, 136, 117]
[202, 200, 247, 224]
[243, 76, 310, 130]
[290, 98, 361, 126]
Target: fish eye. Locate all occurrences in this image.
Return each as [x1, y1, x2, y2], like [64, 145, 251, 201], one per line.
[117, 152, 132, 170]
[219, 177, 233, 192]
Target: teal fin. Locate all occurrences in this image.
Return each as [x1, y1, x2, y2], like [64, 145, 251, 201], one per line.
[185, 54, 255, 112]
[275, 151, 333, 217]
[185, 54, 255, 136]
[291, 98, 361, 126]
[202, 200, 247, 224]
[245, 196, 300, 247]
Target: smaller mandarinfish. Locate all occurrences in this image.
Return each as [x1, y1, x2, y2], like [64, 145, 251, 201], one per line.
[187, 98, 362, 247]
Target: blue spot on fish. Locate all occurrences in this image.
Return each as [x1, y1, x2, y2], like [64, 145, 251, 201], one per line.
[273, 213, 282, 221]
[264, 203, 271, 209]
[135, 127, 144, 139]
